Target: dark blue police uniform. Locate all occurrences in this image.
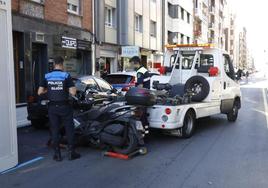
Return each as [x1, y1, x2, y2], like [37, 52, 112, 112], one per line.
[136, 66, 150, 128]
[136, 66, 151, 89]
[40, 70, 75, 150]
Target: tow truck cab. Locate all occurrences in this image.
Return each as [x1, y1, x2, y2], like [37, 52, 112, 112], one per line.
[148, 44, 241, 137]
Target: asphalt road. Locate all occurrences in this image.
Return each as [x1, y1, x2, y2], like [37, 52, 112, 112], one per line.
[2, 75, 268, 188]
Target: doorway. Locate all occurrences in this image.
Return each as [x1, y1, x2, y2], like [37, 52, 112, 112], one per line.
[32, 43, 48, 92]
[13, 31, 26, 104]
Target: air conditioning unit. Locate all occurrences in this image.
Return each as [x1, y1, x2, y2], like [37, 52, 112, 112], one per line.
[35, 32, 45, 42]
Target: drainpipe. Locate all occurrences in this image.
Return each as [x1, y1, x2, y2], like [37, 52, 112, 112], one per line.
[91, 0, 96, 75]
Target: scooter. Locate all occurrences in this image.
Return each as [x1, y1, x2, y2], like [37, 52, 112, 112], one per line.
[72, 97, 146, 155]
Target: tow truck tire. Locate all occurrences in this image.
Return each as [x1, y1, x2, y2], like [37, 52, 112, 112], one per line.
[181, 110, 196, 138]
[227, 101, 239, 122]
[184, 76, 210, 102]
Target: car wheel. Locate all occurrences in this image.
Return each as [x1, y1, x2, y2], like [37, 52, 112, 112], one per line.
[184, 76, 210, 102]
[181, 110, 196, 139]
[227, 102, 239, 122]
[31, 119, 49, 129]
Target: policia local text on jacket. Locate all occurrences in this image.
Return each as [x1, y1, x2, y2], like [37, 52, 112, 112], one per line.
[38, 57, 80, 161]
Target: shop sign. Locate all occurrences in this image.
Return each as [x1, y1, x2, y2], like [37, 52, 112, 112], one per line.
[121, 46, 140, 58]
[77, 39, 91, 50]
[61, 36, 77, 49]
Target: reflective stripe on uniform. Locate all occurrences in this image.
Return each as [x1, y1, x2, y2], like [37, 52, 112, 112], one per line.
[143, 77, 151, 82]
[137, 67, 148, 74]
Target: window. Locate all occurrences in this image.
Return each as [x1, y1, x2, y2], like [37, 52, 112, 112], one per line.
[168, 3, 178, 18]
[180, 34, 184, 44]
[187, 37, 190, 44]
[150, 21, 157, 37]
[67, 0, 80, 15]
[223, 55, 235, 80]
[135, 14, 143, 32]
[195, 0, 198, 8]
[105, 6, 116, 27]
[181, 7, 184, 20]
[77, 78, 99, 91]
[187, 13, 190, 23]
[95, 78, 112, 92]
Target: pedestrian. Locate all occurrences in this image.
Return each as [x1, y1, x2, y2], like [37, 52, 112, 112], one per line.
[130, 56, 150, 131]
[38, 56, 81, 161]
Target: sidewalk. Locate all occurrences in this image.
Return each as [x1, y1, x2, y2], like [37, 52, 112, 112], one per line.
[16, 106, 31, 128]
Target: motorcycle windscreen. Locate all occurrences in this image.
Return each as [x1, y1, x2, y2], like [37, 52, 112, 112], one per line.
[0, 2, 18, 172]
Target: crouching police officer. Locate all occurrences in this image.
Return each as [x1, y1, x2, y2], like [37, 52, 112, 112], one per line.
[130, 56, 150, 130]
[38, 56, 81, 161]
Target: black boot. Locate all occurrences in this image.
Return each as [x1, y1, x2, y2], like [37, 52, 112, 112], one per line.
[68, 146, 81, 161]
[53, 148, 62, 162]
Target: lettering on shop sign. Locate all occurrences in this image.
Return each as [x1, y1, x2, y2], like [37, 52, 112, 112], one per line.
[62, 36, 77, 49]
[121, 46, 140, 58]
[77, 39, 91, 50]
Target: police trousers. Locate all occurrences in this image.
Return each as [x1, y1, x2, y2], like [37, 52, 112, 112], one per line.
[48, 104, 74, 149]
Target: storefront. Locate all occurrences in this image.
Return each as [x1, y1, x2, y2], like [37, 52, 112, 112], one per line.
[54, 36, 92, 78]
[96, 44, 119, 77]
[121, 46, 140, 71]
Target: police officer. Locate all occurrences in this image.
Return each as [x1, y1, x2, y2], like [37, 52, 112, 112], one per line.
[130, 56, 151, 89]
[130, 56, 150, 129]
[38, 56, 80, 161]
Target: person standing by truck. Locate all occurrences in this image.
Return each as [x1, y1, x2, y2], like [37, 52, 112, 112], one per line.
[38, 56, 81, 161]
[130, 56, 150, 132]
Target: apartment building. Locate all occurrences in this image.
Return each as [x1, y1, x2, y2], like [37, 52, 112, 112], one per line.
[95, 0, 163, 74]
[193, 0, 209, 43]
[208, 0, 226, 48]
[238, 27, 248, 69]
[163, 0, 193, 46]
[12, 0, 93, 105]
[223, 12, 237, 67]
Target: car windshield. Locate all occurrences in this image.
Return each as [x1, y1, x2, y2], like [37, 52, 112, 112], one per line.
[105, 75, 134, 84]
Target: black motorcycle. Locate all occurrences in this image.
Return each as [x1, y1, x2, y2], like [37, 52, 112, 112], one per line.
[71, 94, 146, 155]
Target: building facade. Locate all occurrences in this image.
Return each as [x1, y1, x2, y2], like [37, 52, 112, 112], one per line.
[193, 0, 209, 44]
[163, 0, 194, 45]
[238, 27, 248, 69]
[12, 0, 93, 105]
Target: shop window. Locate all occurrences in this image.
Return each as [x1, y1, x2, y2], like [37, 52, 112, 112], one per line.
[135, 14, 143, 33]
[150, 20, 157, 37]
[67, 0, 80, 15]
[105, 6, 116, 28]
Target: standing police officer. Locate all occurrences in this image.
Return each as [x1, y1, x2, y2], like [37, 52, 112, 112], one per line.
[130, 56, 150, 129]
[130, 56, 151, 89]
[38, 57, 80, 161]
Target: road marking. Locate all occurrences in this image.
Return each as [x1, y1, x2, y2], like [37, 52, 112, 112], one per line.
[0, 157, 44, 175]
[262, 88, 268, 128]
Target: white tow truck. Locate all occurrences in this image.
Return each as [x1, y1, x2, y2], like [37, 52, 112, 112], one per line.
[147, 44, 241, 138]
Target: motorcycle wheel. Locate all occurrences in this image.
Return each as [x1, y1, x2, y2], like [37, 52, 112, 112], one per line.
[112, 130, 138, 155]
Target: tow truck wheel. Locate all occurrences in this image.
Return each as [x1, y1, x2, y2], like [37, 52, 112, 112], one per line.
[181, 110, 196, 138]
[227, 102, 239, 122]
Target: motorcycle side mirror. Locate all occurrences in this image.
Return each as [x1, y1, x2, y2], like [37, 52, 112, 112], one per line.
[111, 88, 118, 93]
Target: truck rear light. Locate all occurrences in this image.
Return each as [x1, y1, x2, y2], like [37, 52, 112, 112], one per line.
[209, 67, 219, 77]
[159, 66, 166, 75]
[165, 108, 172, 115]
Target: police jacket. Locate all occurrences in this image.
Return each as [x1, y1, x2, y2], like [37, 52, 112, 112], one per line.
[136, 66, 151, 89]
[40, 70, 74, 102]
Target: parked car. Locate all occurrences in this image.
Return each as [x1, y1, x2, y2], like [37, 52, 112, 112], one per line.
[27, 76, 116, 129]
[105, 71, 160, 91]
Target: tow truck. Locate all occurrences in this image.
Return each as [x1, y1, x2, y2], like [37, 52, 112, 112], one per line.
[147, 44, 241, 138]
